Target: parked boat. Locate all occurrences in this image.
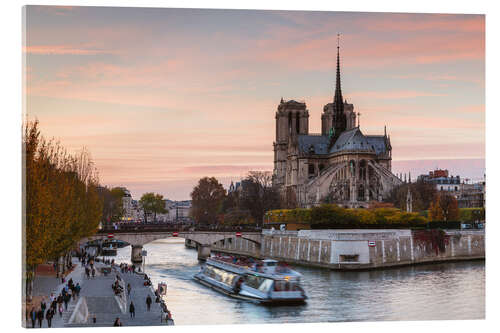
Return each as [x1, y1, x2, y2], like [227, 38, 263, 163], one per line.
[194, 256, 307, 305]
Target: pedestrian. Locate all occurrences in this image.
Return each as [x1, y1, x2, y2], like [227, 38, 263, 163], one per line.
[113, 317, 122, 326]
[30, 307, 36, 328]
[64, 293, 70, 310]
[75, 283, 81, 298]
[129, 302, 135, 318]
[50, 298, 57, 312]
[40, 298, 47, 316]
[37, 308, 44, 328]
[127, 283, 131, 296]
[85, 266, 90, 279]
[46, 308, 54, 328]
[58, 305, 63, 317]
[91, 267, 96, 278]
[57, 294, 63, 312]
[146, 295, 152, 311]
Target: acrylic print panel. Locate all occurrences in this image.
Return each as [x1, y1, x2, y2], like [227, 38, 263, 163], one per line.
[22, 5, 485, 328]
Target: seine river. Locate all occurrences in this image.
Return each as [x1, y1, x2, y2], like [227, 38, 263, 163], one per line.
[114, 239, 484, 325]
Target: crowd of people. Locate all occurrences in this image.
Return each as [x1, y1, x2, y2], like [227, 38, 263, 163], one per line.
[27, 277, 82, 328]
[27, 247, 174, 328]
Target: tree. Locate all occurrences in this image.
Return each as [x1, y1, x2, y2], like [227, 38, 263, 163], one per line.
[239, 171, 281, 226]
[139, 192, 167, 223]
[190, 177, 226, 225]
[97, 186, 126, 225]
[152, 193, 168, 222]
[386, 181, 437, 212]
[23, 120, 102, 301]
[429, 192, 459, 221]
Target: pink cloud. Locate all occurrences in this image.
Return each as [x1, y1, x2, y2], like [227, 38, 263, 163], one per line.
[23, 45, 117, 55]
[347, 90, 447, 100]
[33, 6, 78, 16]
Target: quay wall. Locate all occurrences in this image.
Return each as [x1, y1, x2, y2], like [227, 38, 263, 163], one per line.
[210, 229, 485, 270]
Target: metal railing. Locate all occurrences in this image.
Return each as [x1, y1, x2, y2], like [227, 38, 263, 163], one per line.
[98, 223, 262, 234]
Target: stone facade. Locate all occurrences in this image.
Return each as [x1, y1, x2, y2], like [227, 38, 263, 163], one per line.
[272, 45, 402, 208]
[211, 229, 485, 270]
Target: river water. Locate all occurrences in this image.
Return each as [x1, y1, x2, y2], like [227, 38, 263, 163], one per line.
[114, 239, 485, 325]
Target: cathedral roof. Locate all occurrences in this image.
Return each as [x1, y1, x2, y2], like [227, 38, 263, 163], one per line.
[297, 135, 330, 155]
[365, 135, 388, 155]
[329, 127, 375, 154]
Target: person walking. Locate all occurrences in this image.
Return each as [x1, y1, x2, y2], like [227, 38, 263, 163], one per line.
[113, 317, 122, 326]
[63, 292, 71, 311]
[146, 295, 152, 311]
[129, 302, 135, 319]
[37, 308, 44, 328]
[30, 307, 36, 328]
[57, 294, 63, 313]
[85, 266, 90, 279]
[91, 267, 96, 278]
[75, 283, 81, 298]
[46, 308, 54, 328]
[40, 298, 47, 317]
[58, 305, 63, 318]
[127, 283, 131, 296]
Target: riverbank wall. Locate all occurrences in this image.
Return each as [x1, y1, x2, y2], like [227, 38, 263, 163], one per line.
[210, 229, 485, 270]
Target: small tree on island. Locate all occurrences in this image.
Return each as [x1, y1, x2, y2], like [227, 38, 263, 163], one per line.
[429, 192, 459, 221]
[190, 177, 226, 225]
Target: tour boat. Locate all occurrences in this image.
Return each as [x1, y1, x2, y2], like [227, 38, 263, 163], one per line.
[193, 256, 307, 305]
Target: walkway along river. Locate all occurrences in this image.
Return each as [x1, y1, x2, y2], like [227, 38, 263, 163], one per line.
[114, 238, 485, 325]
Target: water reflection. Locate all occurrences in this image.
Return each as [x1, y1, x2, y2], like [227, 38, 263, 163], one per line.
[114, 239, 484, 325]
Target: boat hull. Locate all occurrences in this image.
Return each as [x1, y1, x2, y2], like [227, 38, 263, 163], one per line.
[193, 274, 306, 305]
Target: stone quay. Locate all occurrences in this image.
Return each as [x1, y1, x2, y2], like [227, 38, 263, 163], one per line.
[210, 229, 485, 270]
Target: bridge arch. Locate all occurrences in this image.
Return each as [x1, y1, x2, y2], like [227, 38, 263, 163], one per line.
[82, 231, 262, 263]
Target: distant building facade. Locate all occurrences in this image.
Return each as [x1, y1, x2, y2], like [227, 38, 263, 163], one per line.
[272, 41, 402, 208]
[417, 169, 461, 193]
[417, 169, 485, 208]
[457, 182, 485, 208]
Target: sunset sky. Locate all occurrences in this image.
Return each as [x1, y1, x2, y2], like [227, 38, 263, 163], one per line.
[24, 6, 485, 200]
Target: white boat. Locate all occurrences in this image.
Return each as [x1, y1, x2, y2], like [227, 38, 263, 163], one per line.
[194, 256, 307, 305]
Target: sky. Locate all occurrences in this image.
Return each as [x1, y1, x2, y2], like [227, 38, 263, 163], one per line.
[24, 6, 485, 200]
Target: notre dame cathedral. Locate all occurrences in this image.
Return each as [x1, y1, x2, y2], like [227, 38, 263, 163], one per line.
[272, 41, 402, 208]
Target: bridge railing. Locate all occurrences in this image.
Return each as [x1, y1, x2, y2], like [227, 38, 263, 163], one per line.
[98, 223, 262, 234]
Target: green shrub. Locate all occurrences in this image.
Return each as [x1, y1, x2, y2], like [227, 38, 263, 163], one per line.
[265, 204, 429, 228]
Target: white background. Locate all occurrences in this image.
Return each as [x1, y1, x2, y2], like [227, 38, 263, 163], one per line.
[1, 0, 498, 332]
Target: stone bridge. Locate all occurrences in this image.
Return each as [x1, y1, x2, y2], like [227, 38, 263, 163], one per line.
[82, 231, 262, 263]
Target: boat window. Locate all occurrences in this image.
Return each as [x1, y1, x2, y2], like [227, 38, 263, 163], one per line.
[274, 280, 299, 292]
[258, 278, 274, 292]
[245, 275, 262, 289]
[204, 266, 238, 287]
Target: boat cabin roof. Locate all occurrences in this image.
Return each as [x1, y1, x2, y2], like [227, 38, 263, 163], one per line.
[262, 259, 278, 265]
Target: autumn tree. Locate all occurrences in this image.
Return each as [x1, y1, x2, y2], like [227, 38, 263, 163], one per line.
[429, 192, 460, 221]
[23, 120, 102, 301]
[239, 171, 281, 226]
[97, 186, 126, 225]
[190, 177, 226, 225]
[387, 181, 437, 212]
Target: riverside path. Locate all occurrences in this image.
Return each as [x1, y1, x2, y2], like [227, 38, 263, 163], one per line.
[67, 263, 167, 327]
[29, 257, 168, 328]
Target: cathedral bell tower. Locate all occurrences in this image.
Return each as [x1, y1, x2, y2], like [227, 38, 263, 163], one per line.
[272, 99, 309, 187]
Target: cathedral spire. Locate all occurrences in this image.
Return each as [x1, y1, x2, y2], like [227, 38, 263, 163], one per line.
[334, 33, 343, 108]
[331, 33, 346, 143]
